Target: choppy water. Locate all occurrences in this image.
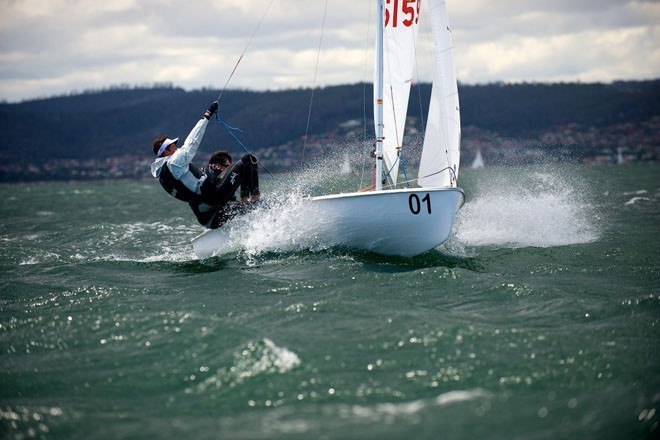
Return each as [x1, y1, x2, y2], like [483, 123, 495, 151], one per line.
[1, 164, 658, 439]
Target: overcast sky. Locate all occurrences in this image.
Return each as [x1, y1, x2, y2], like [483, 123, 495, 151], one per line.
[1, 0, 658, 102]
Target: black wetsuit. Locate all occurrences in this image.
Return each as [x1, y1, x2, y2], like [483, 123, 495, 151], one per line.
[189, 154, 260, 229]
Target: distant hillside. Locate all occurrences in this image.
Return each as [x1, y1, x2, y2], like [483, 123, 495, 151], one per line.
[0, 80, 659, 180]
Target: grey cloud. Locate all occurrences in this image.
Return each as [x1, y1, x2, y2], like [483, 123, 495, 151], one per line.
[0, 0, 658, 102]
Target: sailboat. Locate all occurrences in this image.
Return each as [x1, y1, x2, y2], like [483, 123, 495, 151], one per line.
[192, 0, 464, 258]
[472, 147, 485, 169]
[339, 152, 352, 175]
[616, 147, 624, 165]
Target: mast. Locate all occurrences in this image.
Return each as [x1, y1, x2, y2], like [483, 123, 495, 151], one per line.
[374, 0, 384, 191]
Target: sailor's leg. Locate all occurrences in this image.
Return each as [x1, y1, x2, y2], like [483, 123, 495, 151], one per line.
[199, 161, 247, 206]
[239, 154, 260, 203]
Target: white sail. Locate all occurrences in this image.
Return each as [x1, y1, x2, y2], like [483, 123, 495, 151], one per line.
[418, 0, 460, 188]
[376, 0, 420, 186]
[472, 147, 485, 169]
[340, 152, 352, 174]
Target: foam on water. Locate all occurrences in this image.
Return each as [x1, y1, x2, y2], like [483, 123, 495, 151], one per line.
[210, 191, 333, 258]
[198, 158, 366, 259]
[193, 163, 604, 258]
[190, 338, 301, 395]
[66, 221, 198, 264]
[454, 168, 600, 249]
[343, 389, 492, 421]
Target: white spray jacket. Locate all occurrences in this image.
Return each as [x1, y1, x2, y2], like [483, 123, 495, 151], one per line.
[150, 117, 209, 194]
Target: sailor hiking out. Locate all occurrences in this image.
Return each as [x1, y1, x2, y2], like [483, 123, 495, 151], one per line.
[150, 100, 260, 228]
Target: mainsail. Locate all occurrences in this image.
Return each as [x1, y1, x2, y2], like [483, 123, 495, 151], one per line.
[377, 0, 420, 186]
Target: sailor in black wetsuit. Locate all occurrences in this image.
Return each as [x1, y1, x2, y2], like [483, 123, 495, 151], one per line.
[150, 101, 260, 228]
[189, 151, 260, 229]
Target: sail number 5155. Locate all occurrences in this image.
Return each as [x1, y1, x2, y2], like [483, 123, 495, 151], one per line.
[409, 193, 431, 215]
[385, 0, 420, 28]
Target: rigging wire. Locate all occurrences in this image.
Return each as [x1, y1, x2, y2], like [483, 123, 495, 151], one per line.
[381, 4, 421, 190]
[207, 0, 277, 179]
[358, 0, 374, 191]
[300, 0, 329, 167]
[216, 0, 276, 103]
[414, 0, 427, 132]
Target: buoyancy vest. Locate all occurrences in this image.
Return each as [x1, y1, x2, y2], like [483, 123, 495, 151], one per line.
[158, 162, 202, 202]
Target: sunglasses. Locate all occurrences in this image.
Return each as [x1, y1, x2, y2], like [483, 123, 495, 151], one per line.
[210, 162, 230, 170]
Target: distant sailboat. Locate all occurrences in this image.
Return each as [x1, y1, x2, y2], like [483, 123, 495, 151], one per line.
[616, 147, 624, 165]
[471, 147, 485, 169]
[339, 152, 352, 175]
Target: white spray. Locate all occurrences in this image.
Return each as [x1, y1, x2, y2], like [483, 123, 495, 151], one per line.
[453, 167, 600, 249]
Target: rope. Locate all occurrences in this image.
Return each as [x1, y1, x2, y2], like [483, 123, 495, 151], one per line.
[215, 116, 250, 154]
[216, 0, 276, 102]
[215, 115, 276, 179]
[399, 155, 411, 188]
[418, 166, 457, 184]
[215, 116, 328, 196]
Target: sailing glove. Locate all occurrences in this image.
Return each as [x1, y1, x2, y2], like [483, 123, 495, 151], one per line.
[204, 101, 219, 119]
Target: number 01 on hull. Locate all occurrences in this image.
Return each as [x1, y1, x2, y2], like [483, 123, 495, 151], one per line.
[307, 187, 465, 257]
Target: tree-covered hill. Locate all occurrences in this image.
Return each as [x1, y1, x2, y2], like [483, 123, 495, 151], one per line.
[0, 80, 658, 180]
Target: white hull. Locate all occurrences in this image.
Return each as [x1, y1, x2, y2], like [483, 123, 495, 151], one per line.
[307, 187, 465, 257]
[192, 228, 233, 260]
[191, 187, 465, 258]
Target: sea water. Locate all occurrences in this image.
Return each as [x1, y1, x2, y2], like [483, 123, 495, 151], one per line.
[1, 164, 658, 439]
